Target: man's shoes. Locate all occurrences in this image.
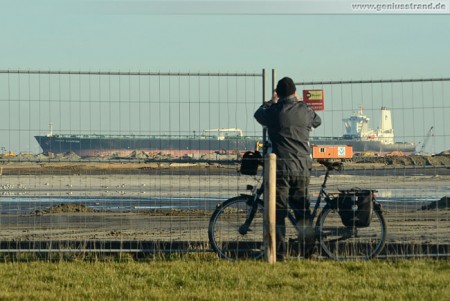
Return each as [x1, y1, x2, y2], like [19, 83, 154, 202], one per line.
[301, 242, 315, 259]
[296, 222, 316, 259]
[276, 254, 287, 262]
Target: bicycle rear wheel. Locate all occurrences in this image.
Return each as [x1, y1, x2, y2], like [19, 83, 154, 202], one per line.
[208, 196, 264, 260]
[317, 205, 387, 260]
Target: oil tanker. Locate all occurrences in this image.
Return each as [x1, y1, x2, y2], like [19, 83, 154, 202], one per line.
[34, 107, 415, 157]
[34, 128, 259, 157]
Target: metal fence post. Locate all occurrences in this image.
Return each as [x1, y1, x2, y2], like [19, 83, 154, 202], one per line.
[264, 153, 276, 263]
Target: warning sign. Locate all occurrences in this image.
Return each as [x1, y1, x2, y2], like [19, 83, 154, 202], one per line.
[303, 89, 324, 111]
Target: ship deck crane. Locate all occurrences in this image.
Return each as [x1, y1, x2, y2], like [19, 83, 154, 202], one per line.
[417, 126, 434, 154]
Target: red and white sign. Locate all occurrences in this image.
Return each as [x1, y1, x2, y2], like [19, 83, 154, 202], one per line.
[303, 89, 324, 111]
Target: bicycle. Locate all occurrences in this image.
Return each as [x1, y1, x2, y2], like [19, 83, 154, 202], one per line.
[208, 159, 387, 260]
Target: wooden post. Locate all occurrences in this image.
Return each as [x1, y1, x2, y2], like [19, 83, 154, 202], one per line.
[264, 153, 276, 263]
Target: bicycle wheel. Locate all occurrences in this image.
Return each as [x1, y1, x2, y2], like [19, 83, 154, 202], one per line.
[317, 205, 387, 260]
[208, 196, 264, 260]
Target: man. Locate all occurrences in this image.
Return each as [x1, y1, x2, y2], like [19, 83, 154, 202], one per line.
[254, 77, 322, 260]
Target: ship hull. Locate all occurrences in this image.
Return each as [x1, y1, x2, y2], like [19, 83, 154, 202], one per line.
[34, 135, 259, 157]
[35, 135, 415, 157]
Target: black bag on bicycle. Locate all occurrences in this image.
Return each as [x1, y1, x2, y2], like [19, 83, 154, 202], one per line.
[240, 151, 263, 175]
[337, 189, 373, 228]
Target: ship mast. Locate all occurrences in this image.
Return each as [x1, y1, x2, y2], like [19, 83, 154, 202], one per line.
[47, 123, 53, 137]
[376, 107, 394, 144]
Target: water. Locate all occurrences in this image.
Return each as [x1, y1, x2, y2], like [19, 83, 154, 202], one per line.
[376, 187, 450, 210]
[1, 187, 448, 215]
[0, 196, 224, 215]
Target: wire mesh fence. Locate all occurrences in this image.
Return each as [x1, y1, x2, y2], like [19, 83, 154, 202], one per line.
[0, 70, 449, 259]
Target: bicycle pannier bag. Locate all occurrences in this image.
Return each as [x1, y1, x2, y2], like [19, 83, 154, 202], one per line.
[240, 151, 262, 175]
[337, 190, 373, 228]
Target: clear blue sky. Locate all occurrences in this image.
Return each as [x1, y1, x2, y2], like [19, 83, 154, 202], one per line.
[1, 0, 449, 153]
[1, 1, 449, 80]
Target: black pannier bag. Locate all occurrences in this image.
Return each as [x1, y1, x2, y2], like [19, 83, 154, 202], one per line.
[337, 189, 373, 228]
[240, 151, 263, 175]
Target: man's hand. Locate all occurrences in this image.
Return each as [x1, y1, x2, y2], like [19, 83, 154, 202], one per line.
[272, 91, 279, 104]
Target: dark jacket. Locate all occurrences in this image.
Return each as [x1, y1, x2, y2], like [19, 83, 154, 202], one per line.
[254, 95, 322, 176]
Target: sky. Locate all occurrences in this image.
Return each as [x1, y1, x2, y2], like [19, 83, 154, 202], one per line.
[1, 0, 449, 79]
[0, 0, 449, 153]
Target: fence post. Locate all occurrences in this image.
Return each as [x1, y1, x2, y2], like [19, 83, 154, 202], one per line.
[264, 153, 277, 263]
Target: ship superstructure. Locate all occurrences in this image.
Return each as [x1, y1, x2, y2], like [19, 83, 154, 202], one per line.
[343, 106, 394, 144]
[312, 106, 413, 153]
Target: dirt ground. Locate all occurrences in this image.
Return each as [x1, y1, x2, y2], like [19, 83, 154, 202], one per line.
[1, 153, 450, 175]
[353, 153, 450, 166]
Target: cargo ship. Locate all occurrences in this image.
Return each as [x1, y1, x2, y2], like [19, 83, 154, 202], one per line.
[34, 107, 415, 157]
[34, 128, 259, 157]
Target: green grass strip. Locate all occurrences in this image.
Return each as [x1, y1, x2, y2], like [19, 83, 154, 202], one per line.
[0, 258, 449, 301]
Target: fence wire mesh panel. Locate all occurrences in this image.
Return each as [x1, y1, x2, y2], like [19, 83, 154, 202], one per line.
[0, 71, 449, 259]
[0, 70, 265, 255]
[299, 78, 450, 259]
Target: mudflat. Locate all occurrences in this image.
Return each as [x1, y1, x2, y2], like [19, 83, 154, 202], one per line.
[0, 161, 449, 245]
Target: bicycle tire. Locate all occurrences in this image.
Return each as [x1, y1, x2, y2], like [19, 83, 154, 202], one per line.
[316, 204, 387, 260]
[208, 195, 264, 260]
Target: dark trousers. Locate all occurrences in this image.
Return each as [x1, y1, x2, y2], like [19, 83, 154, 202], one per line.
[275, 174, 311, 257]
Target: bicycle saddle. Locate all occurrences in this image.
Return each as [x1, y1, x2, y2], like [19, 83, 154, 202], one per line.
[317, 159, 343, 171]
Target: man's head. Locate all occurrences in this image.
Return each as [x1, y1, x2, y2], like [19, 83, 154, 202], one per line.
[276, 77, 296, 98]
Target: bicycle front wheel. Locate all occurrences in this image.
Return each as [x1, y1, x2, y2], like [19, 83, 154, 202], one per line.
[208, 196, 264, 260]
[317, 205, 387, 260]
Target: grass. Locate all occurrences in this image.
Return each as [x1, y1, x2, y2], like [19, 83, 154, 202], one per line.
[0, 255, 449, 301]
